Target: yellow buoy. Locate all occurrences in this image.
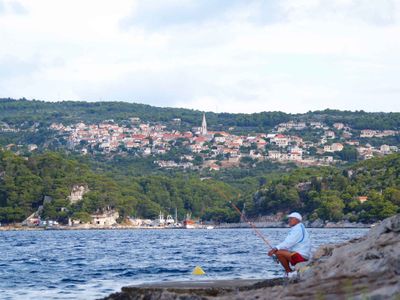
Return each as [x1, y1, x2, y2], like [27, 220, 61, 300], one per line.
[192, 266, 206, 275]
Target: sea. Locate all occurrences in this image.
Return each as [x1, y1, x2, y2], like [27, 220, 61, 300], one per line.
[0, 228, 368, 300]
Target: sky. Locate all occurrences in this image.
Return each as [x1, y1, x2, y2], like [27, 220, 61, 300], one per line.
[0, 0, 399, 113]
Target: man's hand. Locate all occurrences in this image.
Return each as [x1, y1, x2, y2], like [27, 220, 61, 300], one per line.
[268, 247, 278, 256]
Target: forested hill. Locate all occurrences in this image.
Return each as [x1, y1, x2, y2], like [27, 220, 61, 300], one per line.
[250, 153, 400, 223]
[0, 148, 399, 225]
[0, 150, 238, 224]
[1, 98, 400, 130]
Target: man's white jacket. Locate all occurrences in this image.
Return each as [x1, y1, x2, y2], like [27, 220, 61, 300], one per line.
[276, 223, 311, 259]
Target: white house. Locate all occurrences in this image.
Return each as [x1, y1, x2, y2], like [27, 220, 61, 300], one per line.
[360, 130, 376, 138]
[268, 150, 281, 160]
[324, 143, 344, 152]
[271, 134, 289, 147]
[91, 210, 119, 226]
[380, 144, 391, 154]
[333, 123, 344, 130]
[325, 130, 336, 139]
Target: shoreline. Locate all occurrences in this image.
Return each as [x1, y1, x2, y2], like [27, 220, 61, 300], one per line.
[103, 214, 400, 300]
[0, 223, 372, 231]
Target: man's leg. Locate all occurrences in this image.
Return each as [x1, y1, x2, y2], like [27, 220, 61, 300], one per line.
[275, 250, 294, 273]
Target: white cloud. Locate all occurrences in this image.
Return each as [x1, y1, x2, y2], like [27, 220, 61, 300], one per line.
[0, 0, 400, 113]
[0, 0, 28, 15]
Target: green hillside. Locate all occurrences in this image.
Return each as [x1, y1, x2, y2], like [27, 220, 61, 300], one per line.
[0, 150, 238, 224]
[250, 153, 400, 222]
[1, 98, 400, 225]
[1, 98, 400, 131]
[0, 149, 399, 224]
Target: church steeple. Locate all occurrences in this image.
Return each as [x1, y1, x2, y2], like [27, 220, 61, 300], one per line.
[200, 113, 207, 135]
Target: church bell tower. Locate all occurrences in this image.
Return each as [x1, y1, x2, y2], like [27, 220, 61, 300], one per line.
[200, 113, 207, 135]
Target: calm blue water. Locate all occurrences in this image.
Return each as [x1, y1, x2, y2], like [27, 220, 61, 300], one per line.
[0, 228, 368, 299]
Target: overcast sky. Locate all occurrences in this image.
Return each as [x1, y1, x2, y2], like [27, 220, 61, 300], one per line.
[0, 0, 399, 113]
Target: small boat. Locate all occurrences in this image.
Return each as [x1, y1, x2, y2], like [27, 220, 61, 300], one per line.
[182, 213, 216, 229]
[165, 215, 175, 226]
[183, 219, 196, 229]
[183, 213, 197, 229]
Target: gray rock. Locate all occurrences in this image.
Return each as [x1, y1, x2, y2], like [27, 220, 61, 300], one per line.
[104, 214, 400, 300]
[283, 213, 400, 299]
[309, 218, 325, 228]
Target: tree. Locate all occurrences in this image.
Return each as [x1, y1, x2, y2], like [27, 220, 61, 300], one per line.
[193, 155, 203, 166]
[384, 187, 400, 206]
[358, 191, 398, 222]
[336, 145, 358, 162]
[316, 194, 345, 221]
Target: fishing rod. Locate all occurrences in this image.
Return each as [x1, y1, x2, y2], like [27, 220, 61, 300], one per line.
[215, 190, 275, 250]
[227, 198, 274, 250]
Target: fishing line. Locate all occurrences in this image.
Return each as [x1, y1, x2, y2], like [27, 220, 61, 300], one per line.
[228, 200, 274, 250]
[214, 190, 275, 250]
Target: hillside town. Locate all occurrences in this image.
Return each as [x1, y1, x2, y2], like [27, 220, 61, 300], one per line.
[43, 114, 400, 170]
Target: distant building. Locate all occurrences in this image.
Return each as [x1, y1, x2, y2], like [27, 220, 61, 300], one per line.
[360, 130, 376, 138]
[129, 117, 141, 124]
[268, 150, 281, 160]
[321, 156, 334, 162]
[382, 130, 397, 136]
[342, 131, 353, 139]
[324, 143, 344, 152]
[27, 144, 38, 151]
[358, 196, 368, 203]
[271, 134, 289, 147]
[91, 210, 119, 226]
[200, 113, 208, 136]
[310, 121, 323, 128]
[209, 163, 220, 171]
[380, 144, 391, 155]
[325, 130, 336, 139]
[172, 118, 181, 125]
[293, 122, 306, 130]
[333, 123, 345, 130]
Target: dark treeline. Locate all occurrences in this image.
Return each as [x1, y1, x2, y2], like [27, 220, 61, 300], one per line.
[1, 98, 400, 130]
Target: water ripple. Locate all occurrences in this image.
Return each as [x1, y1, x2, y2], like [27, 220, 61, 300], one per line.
[0, 228, 367, 299]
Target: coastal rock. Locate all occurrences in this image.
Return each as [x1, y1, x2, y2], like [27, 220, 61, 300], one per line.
[307, 218, 325, 228]
[67, 184, 89, 203]
[323, 220, 370, 228]
[104, 214, 400, 300]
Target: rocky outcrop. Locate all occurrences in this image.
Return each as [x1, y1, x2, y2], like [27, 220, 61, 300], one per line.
[306, 219, 370, 228]
[67, 184, 89, 203]
[104, 214, 400, 300]
[289, 213, 400, 300]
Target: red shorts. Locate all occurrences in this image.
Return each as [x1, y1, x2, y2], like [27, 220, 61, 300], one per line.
[290, 252, 307, 265]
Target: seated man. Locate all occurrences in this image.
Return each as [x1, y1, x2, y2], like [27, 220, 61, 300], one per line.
[268, 212, 311, 276]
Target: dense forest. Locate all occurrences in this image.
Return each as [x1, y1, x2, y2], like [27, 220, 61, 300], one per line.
[1, 98, 400, 131]
[0, 150, 238, 224]
[249, 154, 400, 223]
[0, 149, 399, 224]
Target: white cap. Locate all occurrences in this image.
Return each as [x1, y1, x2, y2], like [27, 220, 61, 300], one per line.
[287, 212, 302, 221]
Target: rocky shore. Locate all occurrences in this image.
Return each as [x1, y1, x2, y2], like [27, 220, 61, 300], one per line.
[0, 220, 371, 231]
[216, 219, 371, 228]
[103, 214, 400, 300]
